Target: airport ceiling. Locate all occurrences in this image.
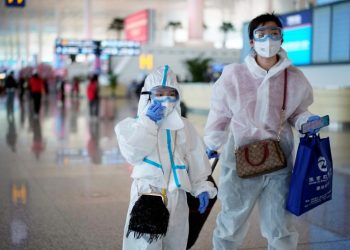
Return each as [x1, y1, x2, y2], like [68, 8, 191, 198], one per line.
[1, 0, 236, 36]
[1, 0, 228, 18]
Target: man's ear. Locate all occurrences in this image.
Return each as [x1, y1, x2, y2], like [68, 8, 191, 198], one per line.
[249, 39, 254, 48]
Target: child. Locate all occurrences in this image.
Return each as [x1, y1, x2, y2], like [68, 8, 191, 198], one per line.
[115, 65, 217, 250]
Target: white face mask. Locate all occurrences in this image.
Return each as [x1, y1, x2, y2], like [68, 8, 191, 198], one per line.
[254, 38, 281, 58]
[161, 101, 177, 117]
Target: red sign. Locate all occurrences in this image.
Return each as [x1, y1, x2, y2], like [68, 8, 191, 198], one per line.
[124, 10, 149, 43]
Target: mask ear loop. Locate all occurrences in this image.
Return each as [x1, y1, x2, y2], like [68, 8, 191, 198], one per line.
[141, 91, 152, 102]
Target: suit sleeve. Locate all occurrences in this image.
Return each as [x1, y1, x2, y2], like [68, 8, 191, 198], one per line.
[115, 115, 159, 165]
[204, 66, 233, 151]
[288, 70, 314, 131]
[185, 121, 217, 199]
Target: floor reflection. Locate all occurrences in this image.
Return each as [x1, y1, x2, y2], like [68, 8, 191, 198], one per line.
[31, 117, 45, 160]
[87, 120, 101, 164]
[0, 94, 349, 249]
[10, 181, 29, 246]
[6, 115, 17, 152]
[304, 172, 350, 238]
[55, 105, 66, 140]
[69, 99, 80, 134]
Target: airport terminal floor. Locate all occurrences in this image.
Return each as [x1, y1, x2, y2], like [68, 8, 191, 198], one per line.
[0, 93, 349, 250]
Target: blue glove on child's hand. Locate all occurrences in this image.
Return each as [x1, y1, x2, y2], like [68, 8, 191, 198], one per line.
[307, 115, 321, 134]
[146, 100, 164, 122]
[198, 192, 209, 214]
[206, 149, 219, 159]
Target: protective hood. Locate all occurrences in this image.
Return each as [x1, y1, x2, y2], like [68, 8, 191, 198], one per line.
[137, 65, 184, 130]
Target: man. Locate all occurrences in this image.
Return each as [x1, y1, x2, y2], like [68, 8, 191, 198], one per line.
[205, 13, 321, 250]
[5, 71, 17, 119]
[29, 72, 44, 118]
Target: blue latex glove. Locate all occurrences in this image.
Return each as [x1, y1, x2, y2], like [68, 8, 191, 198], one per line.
[206, 149, 219, 159]
[307, 115, 321, 134]
[146, 100, 165, 122]
[198, 192, 209, 214]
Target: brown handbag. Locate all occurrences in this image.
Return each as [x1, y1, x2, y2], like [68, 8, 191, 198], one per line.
[235, 69, 288, 178]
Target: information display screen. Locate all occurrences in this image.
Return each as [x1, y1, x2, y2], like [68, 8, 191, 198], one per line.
[330, 2, 350, 62]
[55, 39, 140, 56]
[280, 10, 312, 65]
[55, 39, 100, 55]
[316, 0, 342, 5]
[240, 22, 250, 62]
[100, 40, 141, 56]
[312, 6, 331, 63]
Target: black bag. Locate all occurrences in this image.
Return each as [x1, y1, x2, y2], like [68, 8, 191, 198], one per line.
[186, 158, 219, 249]
[127, 193, 169, 244]
[127, 133, 175, 244]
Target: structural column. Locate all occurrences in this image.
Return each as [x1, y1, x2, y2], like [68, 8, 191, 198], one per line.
[37, 23, 42, 65]
[84, 0, 92, 40]
[188, 0, 204, 41]
[25, 13, 30, 64]
[16, 18, 21, 66]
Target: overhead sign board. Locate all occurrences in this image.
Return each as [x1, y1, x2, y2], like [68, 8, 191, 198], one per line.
[55, 39, 99, 55]
[55, 39, 140, 56]
[5, 0, 25, 7]
[100, 40, 141, 56]
[124, 9, 155, 43]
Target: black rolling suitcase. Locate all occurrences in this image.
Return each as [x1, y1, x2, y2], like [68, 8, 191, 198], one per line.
[186, 158, 219, 249]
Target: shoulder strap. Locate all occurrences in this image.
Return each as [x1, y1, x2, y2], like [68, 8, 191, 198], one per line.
[277, 68, 288, 141]
[282, 68, 288, 111]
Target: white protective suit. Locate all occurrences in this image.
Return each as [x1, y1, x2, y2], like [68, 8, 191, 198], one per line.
[204, 49, 314, 250]
[115, 65, 217, 250]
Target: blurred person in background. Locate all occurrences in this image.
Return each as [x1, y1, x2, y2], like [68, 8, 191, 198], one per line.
[6, 114, 17, 152]
[87, 74, 100, 120]
[56, 76, 66, 107]
[29, 72, 45, 118]
[87, 119, 101, 164]
[44, 79, 49, 96]
[18, 76, 27, 103]
[72, 77, 80, 98]
[31, 118, 45, 160]
[5, 71, 18, 120]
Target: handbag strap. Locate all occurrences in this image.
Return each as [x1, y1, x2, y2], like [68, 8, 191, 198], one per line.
[277, 68, 288, 141]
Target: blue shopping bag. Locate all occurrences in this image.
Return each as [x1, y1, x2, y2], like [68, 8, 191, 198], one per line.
[286, 134, 333, 216]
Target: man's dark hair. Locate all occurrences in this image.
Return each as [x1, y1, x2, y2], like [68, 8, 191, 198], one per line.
[248, 13, 283, 40]
[92, 74, 98, 82]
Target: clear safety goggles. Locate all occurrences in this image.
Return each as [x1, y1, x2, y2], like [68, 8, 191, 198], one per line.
[253, 26, 282, 42]
[141, 86, 179, 103]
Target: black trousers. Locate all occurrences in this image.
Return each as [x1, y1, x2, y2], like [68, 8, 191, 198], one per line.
[89, 99, 99, 117]
[32, 92, 42, 115]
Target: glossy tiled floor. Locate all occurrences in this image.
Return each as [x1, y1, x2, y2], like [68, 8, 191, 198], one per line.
[0, 94, 349, 250]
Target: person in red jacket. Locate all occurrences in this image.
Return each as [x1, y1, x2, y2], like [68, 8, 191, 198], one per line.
[87, 74, 100, 119]
[29, 73, 44, 118]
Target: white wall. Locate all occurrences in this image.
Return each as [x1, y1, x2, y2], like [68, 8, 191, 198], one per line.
[299, 64, 350, 88]
[180, 80, 350, 123]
